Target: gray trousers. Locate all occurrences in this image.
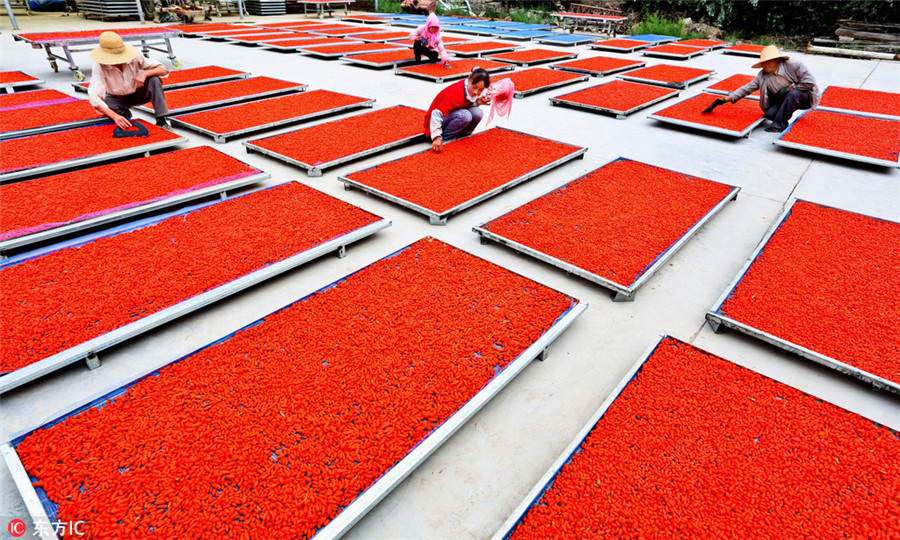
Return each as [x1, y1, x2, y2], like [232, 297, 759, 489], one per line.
[765, 88, 811, 130]
[103, 76, 169, 118]
[441, 106, 483, 141]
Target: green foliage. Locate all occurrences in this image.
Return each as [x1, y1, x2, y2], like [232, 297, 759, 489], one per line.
[628, 11, 705, 38]
[375, 0, 402, 13]
[509, 5, 553, 24]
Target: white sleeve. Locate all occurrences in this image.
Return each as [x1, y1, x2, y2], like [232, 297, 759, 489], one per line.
[87, 62, 108, 109]
[430, 109, 444, 140]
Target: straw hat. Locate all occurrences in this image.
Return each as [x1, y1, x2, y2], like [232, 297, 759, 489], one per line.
[752, 45, 789, 69]
[90, 32, 139, 65]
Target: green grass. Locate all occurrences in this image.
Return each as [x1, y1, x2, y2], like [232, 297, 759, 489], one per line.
[509, 6, 552, 24]
[629, 12, 704, 39]
[375, 0, 402, 13]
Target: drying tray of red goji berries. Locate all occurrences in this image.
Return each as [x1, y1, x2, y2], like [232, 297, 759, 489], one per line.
[245, 105, 426, 177]
[493, 334, 900, 540]
[445, 41, 523, 57]
[550, 80, 679, 119]
[491, 68, 589, 98]
[677, 38, 731, 50]
[0, 121, 187, 183]
[616, 64, 715, 89]
[394, 58, 514, 83]
[392, 35, 472, 48]
[173, 23, 255, 36]
[641, 43, 707, 60]
[353, 31, 414, 43]
[774, 109, 900, 168]
[0, 71, 44, 92]
[474, 158, 738, 300]
[310, 26, 379, 37]
[340, 128, 586, 225]
[482, 48, 578, 66]
[0, 146, 269, 254]
[0, 89, 76, 109]
[706, 199, 900, 393]
[12, 27, 178, 45]
[588, 38, 651, 52]
[134, 76, 306, 116]
[0, 182, 390, 393]
[263, 37, 362, 50]
[549, 56, 645, 77]
[343, 49, 418, 68]
[649, 93, 766, 137]
[340, 14, 390, 23]
[298, 42, 407, 58]
[721, 43, 768, 56]
[0, 99, 106, 141]
[169, 90, 375, 143]
[200, 27, 290, 39]
[3, 237, 586, 540]
[226, 32, 313, 44]
[817, 85, 900, 121]
[702, 73, 759, 100]
[74, 65, 249, 94]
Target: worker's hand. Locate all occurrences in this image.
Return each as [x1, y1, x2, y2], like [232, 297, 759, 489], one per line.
[777, 85, 791, 96]
[134, 71, 148, 87]
[476, 96, 490, 106]
[113, 113, 133, 130]
[431, 138, 442, 152]
[443, 61, 452, 70]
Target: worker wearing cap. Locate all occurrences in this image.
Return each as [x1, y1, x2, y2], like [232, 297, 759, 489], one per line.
[87, 31, 170, 129]
[728, 45, 819, 132]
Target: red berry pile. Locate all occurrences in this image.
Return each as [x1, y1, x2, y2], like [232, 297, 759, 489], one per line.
[173, 90, 371, 134]
[354, 31, 410, 41]
[0, 89, 76, 110]
[551, 55, 643, 75]
[313, 27, 374, 36]
[0, 71, 40, 84]
[1, 100, 102, 134]
[302, 42, 404, 55]
[643, 44, 706, 56]
[148, 77, 303, 112]
[818, 86, 900, 118]
[721, 201, 900, 384]
[678, 39, 728, 48]
[0, 122, 182, 175]
[17, 28, 175, 42]
[446, 41, 517, 53]
[345, 49, 416, 65]
[398, 59, 510, 78]
[780, 110, 900, 162]
[266, 37, 353, 47]
[653, 93, 764, 132]
[1, 146, 260, 241]
[491, 68, 586, 94]
[590, 38, 651, 49]
[249, 105, 424, 166]
[233, 32, 305, 41]
[16, 237, 573, 540]
[553, 80, 677, 112]
[482, 159, 733, 286]
[624, 64, 713, 84]
[486, 49, 574, 64]
[0, 182, 381, 373]
[705, 74, 759, 97]
[723, 43, 766, 54]
[510, 337, 900, 539]
[345, 128, 582, 214]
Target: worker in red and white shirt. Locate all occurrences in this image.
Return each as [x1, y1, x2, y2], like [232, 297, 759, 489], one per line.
[425, 67, 491, 153]
[87, 31, 170, 129]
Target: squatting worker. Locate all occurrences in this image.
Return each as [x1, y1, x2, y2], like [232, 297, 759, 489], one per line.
[88, 31, 171, 129]
[425, 67, 491, 153]
[409, 5, 451, 69]
[728, 45, 819, 133]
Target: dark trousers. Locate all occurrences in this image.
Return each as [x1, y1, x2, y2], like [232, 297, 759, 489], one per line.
[765, 88, 811, 130]
[413, 40, 440, 64]
[103, 76, 169, 118]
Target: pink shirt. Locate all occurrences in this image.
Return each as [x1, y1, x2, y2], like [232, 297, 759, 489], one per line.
[87, 55, 164, 108]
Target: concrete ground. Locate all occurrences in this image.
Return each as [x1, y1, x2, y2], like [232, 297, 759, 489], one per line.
[1, 9, 899, 540]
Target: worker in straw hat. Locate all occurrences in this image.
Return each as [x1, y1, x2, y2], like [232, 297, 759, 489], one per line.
[87, 31, 170, 129]
[728, 45, 819, 133]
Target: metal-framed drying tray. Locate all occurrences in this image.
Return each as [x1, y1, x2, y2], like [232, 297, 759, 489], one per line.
[721, 46, 765, 57]
[816, 85, 900, 121]
[0, 169, 270, 255]
[446, 44, 523, 57]
[170, 97, 375, 143]
[483, 51, 578, 66]
[0, 77, 45, 92]
[492, 30, 557, 41]
[262, 39, 362, 51]
[474, 157, 738, 300]
[502, 71, 590, 98]
[490, 333, 673, 539]
[342, 52, 417, 68]
[298, 44, 405, 58]
[773, 109, 900, 168]
[702, 86, 760, 101]
[589, 40, 650, 52]
[705, 198, 900, 394]
[352, 32, 411, 43]
[339, 128, 586, 225]
[394, 62, 514, 84]
[648, 107, 766, 138]
[549, 59, 645, 77]
[134, 83, 307, 116]
[440, 24, 497, 35]
[339, 15, 387, 23]
[0, 114, 107, 141]
[625, 33, 679, 45]
[550, 82, 679, 119]
[0, 182, 391, 394]
[73, 70, 249, 93]
[0, 127, 188, 184]
[617, 69, 715, 89]
[244, 105, 426, 176]
[536, 34, 596, 46]
[223, 33, 310, 44]
[2, 239, 585, 540]
[641, 47, 706, 60]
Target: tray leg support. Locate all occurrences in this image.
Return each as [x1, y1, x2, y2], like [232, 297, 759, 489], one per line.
[337, 245, 346, 259]
[611, 290, 635, 302]
[537, 346, 549, 361]
[85, 353, 101, 370]
[706, 315, 724, 334]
